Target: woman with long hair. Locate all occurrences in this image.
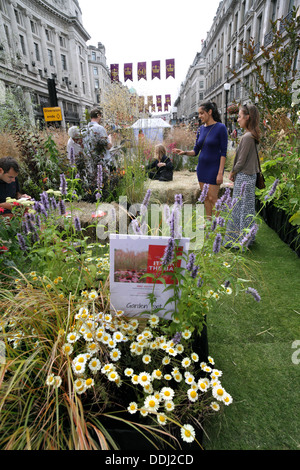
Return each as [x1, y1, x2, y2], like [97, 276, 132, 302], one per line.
[224, 103, 261, 247]
[147, 144, 173, 181]
[175, 102, 228, 218]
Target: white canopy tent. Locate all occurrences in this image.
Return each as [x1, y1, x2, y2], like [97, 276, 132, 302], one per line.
[131, 118, 171, 142]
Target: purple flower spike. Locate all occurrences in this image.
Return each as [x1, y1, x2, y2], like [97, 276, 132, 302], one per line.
[213, 233, 222, 253]
[246, 287, 261, 302]
[198, 184, 209, 203]
[264, 179, 280, 200]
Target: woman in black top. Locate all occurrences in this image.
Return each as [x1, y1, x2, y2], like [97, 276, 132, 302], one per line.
[147, 144, 173, 181]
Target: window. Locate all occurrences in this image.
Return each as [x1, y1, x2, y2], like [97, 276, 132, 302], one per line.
[45, 29, 53, 42]
[14, 9, 23, 26]
[34, 43, 40, 62]
[82, 82, 85, 94]
[59, 36, 66, 48]
[271, 0, 277, 22]
[80, 62, 84, 76]
[61, 54, 67, 70]
[19, 35, 26, 55]
[78, 45, 82, 55]
[0, 0, 7, 14]
[30, 20, 37, 34]
[4, 24, 11, 48]
[199, 80, 204, 89]
[93, 67, 98, 75]
[95, 79, 99, 89]
[48, 49, 54, 66]
[92, 51, 96, 61]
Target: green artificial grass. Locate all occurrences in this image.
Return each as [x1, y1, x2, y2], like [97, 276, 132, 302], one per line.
[203, 219, 300, 450]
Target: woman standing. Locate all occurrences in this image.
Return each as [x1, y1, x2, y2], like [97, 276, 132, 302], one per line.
[175, 102, 228, 218]
[224, 104, 260, 247]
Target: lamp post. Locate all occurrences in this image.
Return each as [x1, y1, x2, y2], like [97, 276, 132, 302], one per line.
[224, 82, 231, 129]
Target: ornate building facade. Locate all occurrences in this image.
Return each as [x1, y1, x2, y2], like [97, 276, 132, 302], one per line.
[175, 0, 300, 125]
[0, 0, 110, 126]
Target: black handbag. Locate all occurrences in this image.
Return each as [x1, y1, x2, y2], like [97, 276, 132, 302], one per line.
[255, 144, 265, 189]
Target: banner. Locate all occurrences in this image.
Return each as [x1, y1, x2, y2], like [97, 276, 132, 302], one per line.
[109, 234, 190, 319]
[156, 95, 162, 112]
[110, 64, 119, 82]
[137, 62, 147, 80]
[124, 63, 133, 82]
[151, 60, 160, 79]
[165, 94, 171, 105]
[166, 59, 175, 79]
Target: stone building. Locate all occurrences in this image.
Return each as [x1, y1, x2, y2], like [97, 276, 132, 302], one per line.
[175, 0, 300, 125]
[0, 0, 110, 127]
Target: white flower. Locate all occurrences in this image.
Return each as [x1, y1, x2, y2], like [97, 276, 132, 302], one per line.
[160, 387, 175, 401]
[185, 373, 195, 386]
[89, 358, 101, 372]
[142, 354, 152, 365]
[85, 378, 94, 389]
[181, 357, 191, 368]
[187, 388, 198, 402]
[74, 354, 88, 365]
[110, 348, 121, 361]
[222, 392, 233, 406]
[191, 352, 199, 362]
[113, 331, 124, 342]
[67, 331, 80, 343]
[157, 413, 168, 426]
[62, 343, 73, 355]
[46, 374, 55, 386]
[210, 401, 220, 411]
[107, 370, 120, 382]
[144, 395, 160, 412]
[182, 329, 192, 340]
[164, 400, 175, 412]
[148, 314, 159, 327]
[198, 378, 209, 392]
[124, 367, 134, 377]
[207, 356, 215, 365]
[72, 362, 85, 376]
[88, 290, 98, 301]
[212, 384, 226, 401]
[152, 369, 163, 380]
[211, 369, 223, 379]
[180, 424, 196, 443]
[138, 371, 152, 387]
[127, 402, 138, 414]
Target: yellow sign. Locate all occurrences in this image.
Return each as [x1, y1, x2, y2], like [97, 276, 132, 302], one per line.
[43, 107, 62, 122]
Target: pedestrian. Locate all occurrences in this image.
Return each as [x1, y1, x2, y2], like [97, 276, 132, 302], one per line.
[67, 126, 83, 159]
[82, 107, 112, 167]
[224, 103, 261, 247]
[0, 157, 31, 217]
[174, 102, 228, 218]
[147, 144, 173, 181]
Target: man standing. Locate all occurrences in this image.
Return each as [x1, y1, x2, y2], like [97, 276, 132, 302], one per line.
[83, 107, 112, 165]
[0, 157, 22, 216]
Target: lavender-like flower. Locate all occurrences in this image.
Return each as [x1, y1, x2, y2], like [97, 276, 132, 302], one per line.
[58, 199, 66, 216]
[50, 197, 57, 211]
[213, 233, 222, 253]
[216, 216, 225, 227]
[95, 192, 101, 201]
[197, 276, 204, 288]
[186, 253, 195, 272]
[69, 146, 76, 167]
[191, 265, 199, 279]
[174, 193, 183, 207]
[169, 204, 182, 238]
[240, 223, 259, 247]
[246, 287, 261, 302]
[60, 173, 67, 196]
[131, 219, 141, 234]
[74, 216, 81, 231]
[40, 191, 50, 211]
[142, 189, 151, 208]
[17, 233, 27, 251]
[171, 331, 182, 345]
[162, 237, 175, 266]
[198, 183, 209, 203]
[264, 178, 280, 200]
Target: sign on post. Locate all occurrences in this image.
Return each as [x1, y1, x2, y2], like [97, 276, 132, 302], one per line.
[43, 107, 62, 122]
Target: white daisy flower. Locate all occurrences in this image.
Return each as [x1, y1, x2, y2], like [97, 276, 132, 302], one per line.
[212, 384, 226, 401]
[181, 357, 191, 368]
[107, 370, 119, 382]
[148, 314, 159, 327]
[208, 356, 215, 365]
[110, 348, 121, 361]
[88, 290, 98, 301]
[124, 368, 134, 377]
[72, 362, 85, 376]
[210, 401, 220, 411]
[180, 424, 196, 443]
[67, 331, 80, 343]
[160, 387, 175, 401]
[211, 369, 223, 379]
[222, 393, 233, 406]
[185, 373, 196, 386]
[182, 329, 192, 340]
[157, 413, 168, 426]
[164, 400, 175, 412]
[62, 343, 73, 355]
[144, 395, 160, 413]
[46, 374, 55, 386]
[113, 331, 124, 343]
[138, 371, 152, 387]
[85, 378, 94, 388]
[142, 354, 152, 365]
[175, 344, 184, 354]
[127, 402, 138, 414]
[191, 352, 199, 362]
[187, 388, 198, 402]
[89, 358, 101, 372]
[139, 407, 148, 417]
[152, 369, 163, 380]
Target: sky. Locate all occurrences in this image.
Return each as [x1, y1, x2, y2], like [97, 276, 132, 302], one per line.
[79, 0, 221, 112]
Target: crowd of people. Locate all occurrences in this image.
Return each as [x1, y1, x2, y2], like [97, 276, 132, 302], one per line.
[1, 101, 262, 247]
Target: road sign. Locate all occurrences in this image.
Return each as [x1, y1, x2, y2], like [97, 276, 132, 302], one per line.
[43, 107, 62, 122]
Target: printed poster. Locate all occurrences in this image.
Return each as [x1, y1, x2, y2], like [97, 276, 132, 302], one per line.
[109, 234, 190, 319]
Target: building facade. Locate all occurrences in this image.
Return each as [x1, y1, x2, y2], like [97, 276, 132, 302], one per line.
[175, 0, 300, 125]
[0, 0, 110, 127]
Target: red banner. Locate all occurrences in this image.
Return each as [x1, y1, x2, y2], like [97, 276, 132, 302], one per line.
[151, 60, 160, 79]
[137, 62, 147, 81]
[110, 64, 119, 82]
[166, 59, 175, 79]
[124, 63, 133, 82]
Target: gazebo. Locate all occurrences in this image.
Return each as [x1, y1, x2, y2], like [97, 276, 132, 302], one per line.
[131, 118, 171, 142]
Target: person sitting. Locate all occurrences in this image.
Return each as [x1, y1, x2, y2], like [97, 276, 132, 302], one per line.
[147, 144, 173, 181]
[0, 157, 30, 217]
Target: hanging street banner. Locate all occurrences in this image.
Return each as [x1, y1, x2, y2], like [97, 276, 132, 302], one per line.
[124, 63, 133, 82]
[166, 59, 175, 78]
[110, 64, 119, 82]
[137, 62, 147, 80]
[109, 234, 190, 319]
[151, 60, 161, 79]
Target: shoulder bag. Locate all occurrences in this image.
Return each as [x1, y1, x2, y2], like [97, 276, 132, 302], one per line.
[255, 144, 265, 189]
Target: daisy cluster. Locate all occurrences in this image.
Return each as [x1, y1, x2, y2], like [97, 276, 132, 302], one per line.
[59, 290, 232, 444]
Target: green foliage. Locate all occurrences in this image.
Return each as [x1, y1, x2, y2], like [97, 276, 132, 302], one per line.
[235, 7, 300, 124]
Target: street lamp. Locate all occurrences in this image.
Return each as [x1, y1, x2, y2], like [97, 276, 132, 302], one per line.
[224, 82, 231, 129]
